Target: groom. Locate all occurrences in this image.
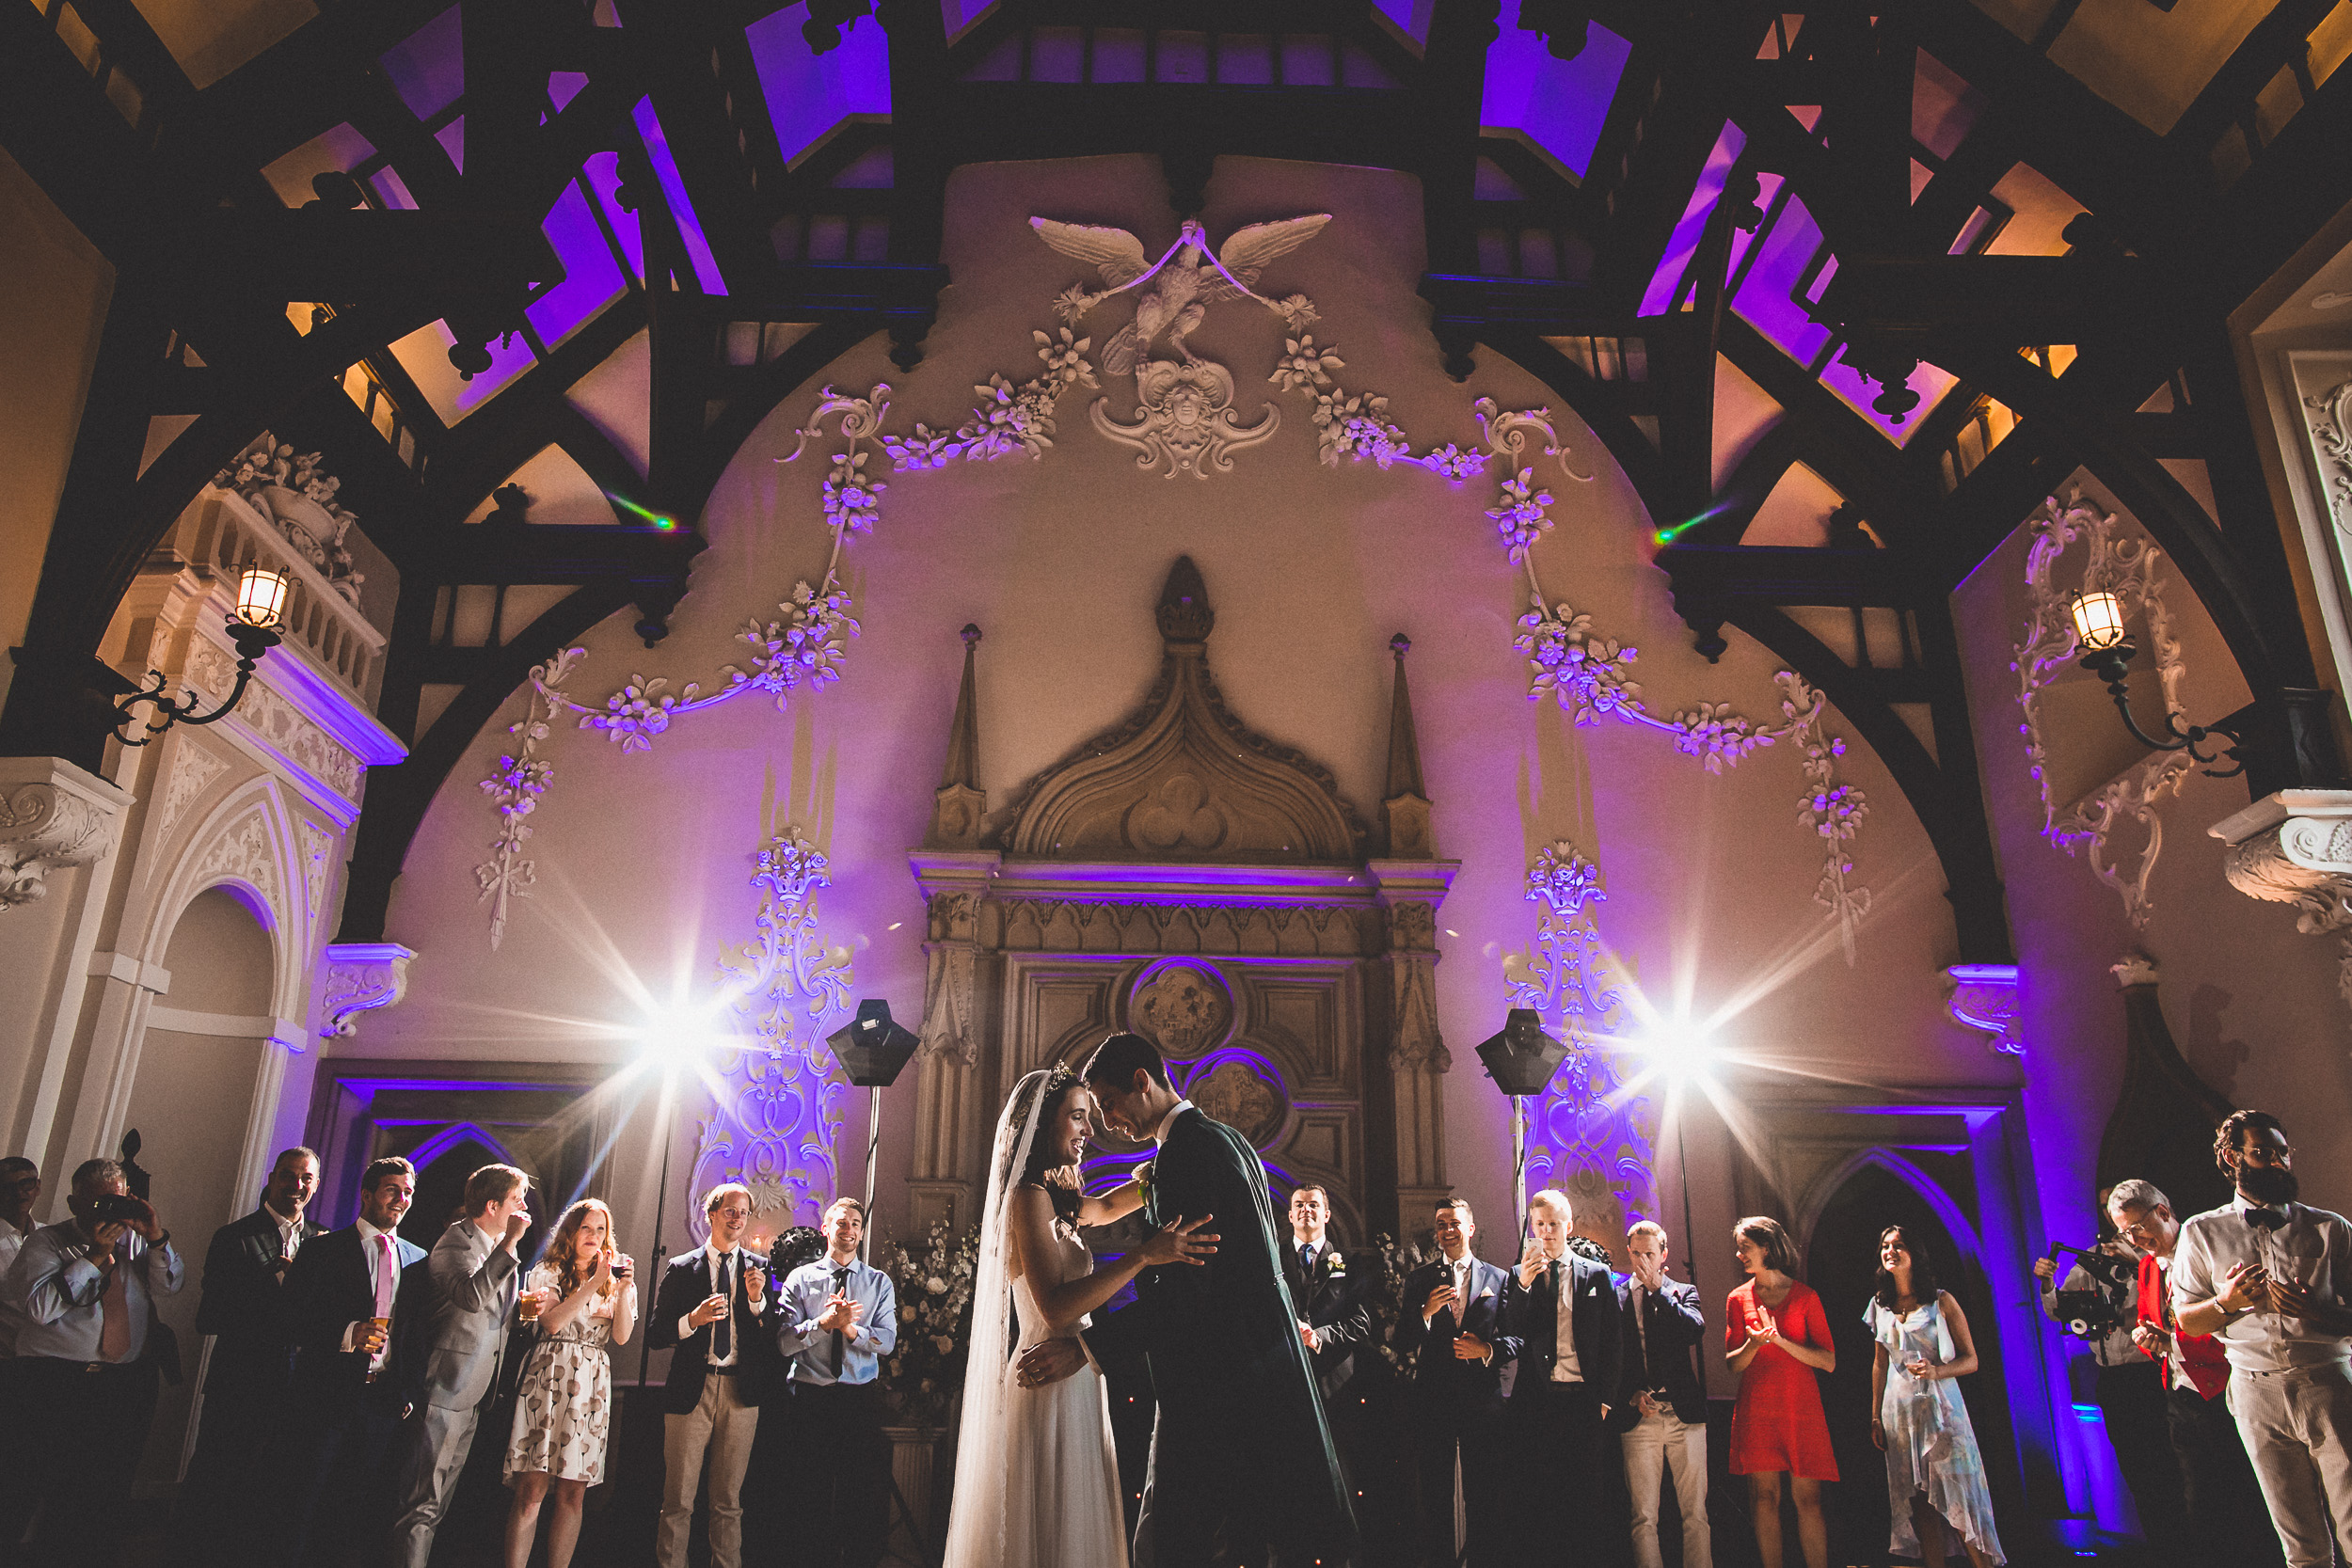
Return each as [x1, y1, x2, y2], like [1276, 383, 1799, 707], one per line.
[1077, 1032, 1355, 1566]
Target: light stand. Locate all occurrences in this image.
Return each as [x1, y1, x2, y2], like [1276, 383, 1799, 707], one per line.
[1475, 1008, 1572, 1243]
[636, 1066, 678, 1388]
[826, 999, 919, 1263]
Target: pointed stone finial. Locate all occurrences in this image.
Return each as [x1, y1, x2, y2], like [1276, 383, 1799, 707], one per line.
[927, 624, 987, 848]
[1383, 633, 1434, 858]
[1155, 556, 1215, 644]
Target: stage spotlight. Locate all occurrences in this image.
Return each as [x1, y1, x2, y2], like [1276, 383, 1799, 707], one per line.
[1640, 1018, 1720, 1087]
[635, 1011, 731, 1069]
[827, 999, 920, 1087]
[1475, 1007, 1571, 1098]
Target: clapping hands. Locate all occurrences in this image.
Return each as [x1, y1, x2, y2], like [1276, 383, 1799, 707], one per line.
[815, 1291, 864, 1334]
[1743, 1306, 1782, 1352]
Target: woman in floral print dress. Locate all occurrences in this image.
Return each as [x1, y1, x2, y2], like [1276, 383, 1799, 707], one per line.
[501, 1197, 637, 1568]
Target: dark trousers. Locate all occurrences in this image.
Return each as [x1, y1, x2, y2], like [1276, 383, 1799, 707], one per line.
[11, 1355, 161, 1565]
[1503, 1381, 1607, 1565]
[181, 1351, 294, 1562]
[1407, 1401, 1508, 1567]
[2168, 1383, 2283, 1568]
[790, 1379, 890, 1568]
[2094, 1359, 2185, 1542]
[279, 1390, 408, 1568]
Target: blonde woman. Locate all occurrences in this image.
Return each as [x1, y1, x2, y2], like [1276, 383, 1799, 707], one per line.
[501, 1197, 637, 1568]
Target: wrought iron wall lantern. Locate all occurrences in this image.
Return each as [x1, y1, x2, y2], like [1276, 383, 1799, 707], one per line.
[114, 565, 290, 747]
[2068, 588, 2246, 777]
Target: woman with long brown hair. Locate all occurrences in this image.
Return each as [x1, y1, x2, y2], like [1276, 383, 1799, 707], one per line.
[501, 1196, 638, 1568]
[1725, 1215, 1836, 1568]
[1868, 1225, 2003, 1566]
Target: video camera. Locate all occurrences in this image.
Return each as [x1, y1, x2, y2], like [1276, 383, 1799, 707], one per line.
[90, 1192, 145, 1227]
[2046, 1241, 2137, 1340]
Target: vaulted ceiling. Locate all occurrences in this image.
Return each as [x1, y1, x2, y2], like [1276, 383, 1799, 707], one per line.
[6, 0, 2349, 942]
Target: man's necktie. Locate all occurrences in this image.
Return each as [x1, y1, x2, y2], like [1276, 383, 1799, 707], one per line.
[98, 1248, 132, 1362]
[371, 1233, 396, 1374]
[2249, 1208, 2287, 1232]
[1633, 1285, 1651, 1382]
[830, 1267, 850, 1376]
[1300, 1243, 1314, 1281]
[712, 1255, 733, 1363]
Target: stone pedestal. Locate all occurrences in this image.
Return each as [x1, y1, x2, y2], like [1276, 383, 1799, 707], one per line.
[2210, 789, 2352, 1003]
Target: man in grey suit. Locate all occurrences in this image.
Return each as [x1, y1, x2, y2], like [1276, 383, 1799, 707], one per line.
[388, 1163, 531, 1568]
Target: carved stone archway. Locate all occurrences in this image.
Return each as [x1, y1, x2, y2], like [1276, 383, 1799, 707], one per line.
[903, 559, 1457, 1243]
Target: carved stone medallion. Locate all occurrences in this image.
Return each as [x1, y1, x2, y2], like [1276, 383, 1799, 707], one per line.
[1129, 962, 1232, 1058]
[1186, 1054, 1287, 1147]
[1092, 359, 1279, 479]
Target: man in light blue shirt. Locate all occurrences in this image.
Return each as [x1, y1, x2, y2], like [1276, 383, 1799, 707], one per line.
[0, 1157, 183, 1561]
[776, 1197, 897, 1568]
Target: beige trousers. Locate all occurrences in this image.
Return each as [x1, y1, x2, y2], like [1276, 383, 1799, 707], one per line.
[660, 1371, 760, 1568]
[2231, 1359, 2352, 1568]
[1622, 1407, 1712, 1568]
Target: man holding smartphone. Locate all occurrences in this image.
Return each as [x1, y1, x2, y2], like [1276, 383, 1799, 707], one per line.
[2173, 1110, 2352, 1567]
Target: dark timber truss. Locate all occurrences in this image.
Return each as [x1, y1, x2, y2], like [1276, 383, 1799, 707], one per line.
[5, 0, 2348, 957]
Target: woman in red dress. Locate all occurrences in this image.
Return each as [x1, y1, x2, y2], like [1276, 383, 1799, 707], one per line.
[1726, 1215, 1837, 1568]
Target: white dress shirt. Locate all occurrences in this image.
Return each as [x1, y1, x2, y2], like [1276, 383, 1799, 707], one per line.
[2172, 1196, 2352, 1374]
[9, 1221, 183, 1363]
[679, 1243, 764, 1364]
[0, 1214, 33, 1280]
[1153, 1099, 1196, 1146]
[338, 1216, 405, 1369]
[270, 1205, 306, 1262]
[1549, 1254, 1584, 1383]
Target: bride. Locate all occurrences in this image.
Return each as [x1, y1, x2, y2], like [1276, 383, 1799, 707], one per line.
[943, 1068, 1216, 1568]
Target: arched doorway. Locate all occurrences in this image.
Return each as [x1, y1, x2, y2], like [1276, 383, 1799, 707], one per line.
[1805, 1155, 2019, 1568]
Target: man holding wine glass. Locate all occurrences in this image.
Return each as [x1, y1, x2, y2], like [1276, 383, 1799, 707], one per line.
[650, 1182, 777, 1568]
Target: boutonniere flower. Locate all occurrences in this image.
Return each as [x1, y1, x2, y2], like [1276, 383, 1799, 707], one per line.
[1325, 1255, 1346, 1277]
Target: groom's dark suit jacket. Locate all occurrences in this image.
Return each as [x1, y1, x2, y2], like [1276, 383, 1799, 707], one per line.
[1134, 1105, 1357, 1558]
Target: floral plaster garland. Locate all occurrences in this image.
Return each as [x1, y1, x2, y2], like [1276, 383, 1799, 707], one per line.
[1507, 842, 1659, 1227]
[471, 222, 1876, 959]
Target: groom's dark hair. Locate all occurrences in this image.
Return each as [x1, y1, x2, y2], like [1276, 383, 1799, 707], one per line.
[1082, 1032, 1170, 1091]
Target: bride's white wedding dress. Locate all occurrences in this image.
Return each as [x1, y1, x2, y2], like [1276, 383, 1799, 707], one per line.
[944, 1069, 1131, 1568]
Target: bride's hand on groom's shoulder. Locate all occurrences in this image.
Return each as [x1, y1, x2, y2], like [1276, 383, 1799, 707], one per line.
[1138, 1213, 1218, 1268]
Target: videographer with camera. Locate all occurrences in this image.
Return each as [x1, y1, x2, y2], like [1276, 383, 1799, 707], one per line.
[2106, 1179, 2280, 1567]
[0, 1156, 182, 1560]
[2031, 1192, 2184, 1544]
[2172, 1110, 2352, 1568]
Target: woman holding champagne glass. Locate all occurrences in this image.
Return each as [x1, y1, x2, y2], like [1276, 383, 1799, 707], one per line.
[501, 1197, 637, 1568]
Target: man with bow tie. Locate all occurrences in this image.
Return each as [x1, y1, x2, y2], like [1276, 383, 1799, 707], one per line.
[777, 1197, 898, 1568]
[1391, 1196, 1519, 1566]
[1612, 1221, 1709, 1568]
[652, 1181, 778, 1568]
[1501, 1189, 1622, 1564]
[2173, 1110, 2352, 1567]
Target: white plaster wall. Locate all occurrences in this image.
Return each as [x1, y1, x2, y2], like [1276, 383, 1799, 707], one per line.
[362, 156, 1993, 1306]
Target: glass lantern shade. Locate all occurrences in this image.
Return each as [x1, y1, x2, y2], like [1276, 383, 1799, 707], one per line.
[234, 566, 291, 629]
[2069, 589, 2128, 653]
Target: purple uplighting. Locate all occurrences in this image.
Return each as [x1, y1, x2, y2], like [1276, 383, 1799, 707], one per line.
[1638, 121, 1744, 317]
[631, 98, 727, 293]
[1481, 5, 1632, 181]
[746, 4, 894, 168]
[378, 6, 464, 121]
[528, 179, 628, 348]
[582, 150, 646, 282]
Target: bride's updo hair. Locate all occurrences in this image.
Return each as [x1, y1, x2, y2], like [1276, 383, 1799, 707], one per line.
[1017, 1069, 1087, 1226]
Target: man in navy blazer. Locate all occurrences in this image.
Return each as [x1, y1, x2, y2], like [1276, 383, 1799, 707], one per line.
[183, 1148, 326, 1561]
[278, 1157, 425, 1568]
[647, 1181, 777, 1568]
[1612, 1221, 1710, 1568]
[1502, 1189, 1625, 1564]
[1391, 1196, 1519, 1567]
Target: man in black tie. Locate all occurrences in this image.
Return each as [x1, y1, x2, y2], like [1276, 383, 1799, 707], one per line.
[777, 1197, 898, 1568]
[278, 1157, 425, 1568]
[183, 1147, 326, 1560]
[1613, 1221, 1709, 1568]
[1391, 1196, 1519, 1566]
[1502, 1189, 1624, 1564]
[650, 1181, 774, 1568]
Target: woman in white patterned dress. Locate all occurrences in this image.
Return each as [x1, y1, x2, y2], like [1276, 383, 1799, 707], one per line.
[501, 1197, 638, 1568]
[1868, 1226, 2004, 1568]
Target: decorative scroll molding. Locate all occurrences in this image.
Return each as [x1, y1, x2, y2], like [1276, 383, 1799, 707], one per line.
[690, 830, 856, 1232]
[2301, 377, 2352, 533]
[1945, 963, 2025, 1055]
[187, 641, 367, 800]
[320, 942, 417, 1038]
[0, 760, 129, 911]
[214, 433, 367, 605]
[1505, 842, 1659, 1223]
[156, 737, 227, 841]
[2211, 789, 2352, 1007]
[197, 809, 279, 907]
[477, 648, 575, 949]
[299, 820, 336, 933]
[915, 889, 982, 1067]
[2012, 491, 2196, 928]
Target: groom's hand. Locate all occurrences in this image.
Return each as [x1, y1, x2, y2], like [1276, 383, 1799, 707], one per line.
[1014, 1338, 1087, 1389]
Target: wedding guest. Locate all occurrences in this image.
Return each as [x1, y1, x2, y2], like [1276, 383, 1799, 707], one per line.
[1502, 1188, 1622, 1563]
[1724, 1215, 1836, 1568]
[280, 1157, 425, 1568]
[182, 1147, 326, 1560]
[778, 1197, 899, 1568]
[1279, 1184, 1375, 1547]
[2172, 1110, 2352, 1568]
[389, 1163, 532, 1568]
[1867, 1226, 2003, 1568]
[501, 1197, 637, 1568]
[651, 1181, 776, 1568]
[4, 1157, 182, 1562]
[0, 1156, 40, 1279]
[1615, 1221, 1710, 1568]
[2106, 1180, 2279, 1566]
[2032, 1196, 2180, 1543]
[1391, 1196, 1518, 1566]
